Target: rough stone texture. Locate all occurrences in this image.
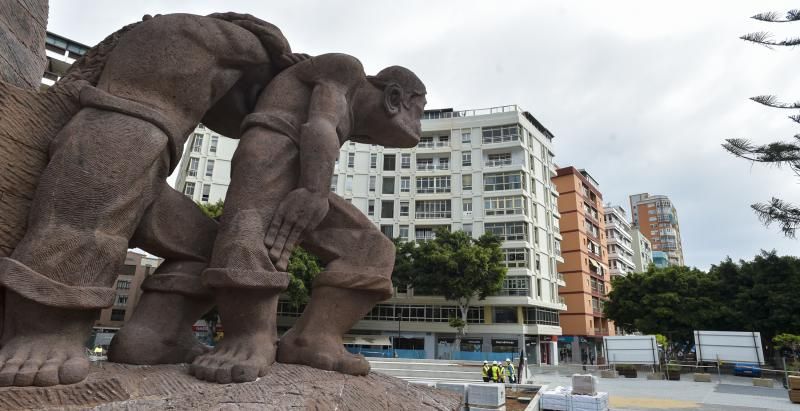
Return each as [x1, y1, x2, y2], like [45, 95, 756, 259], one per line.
[0, 0, 48, 90]
[0, 363, 461, 410]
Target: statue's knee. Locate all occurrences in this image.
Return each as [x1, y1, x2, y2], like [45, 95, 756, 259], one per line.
[368, 233, 396, 276]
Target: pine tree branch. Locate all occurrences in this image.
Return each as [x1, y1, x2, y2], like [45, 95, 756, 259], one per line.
[752, 197, 800, 238]
[751, 9, 800, 22]
[750, 95, 800, 109]
[723, 138, 800, 164]
[790, 114, 800, 125]
[741, 32, 800, 48]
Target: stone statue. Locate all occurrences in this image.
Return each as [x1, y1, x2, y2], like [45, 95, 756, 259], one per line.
[0, 12, 304, 387]
[191, 54, 427, 383]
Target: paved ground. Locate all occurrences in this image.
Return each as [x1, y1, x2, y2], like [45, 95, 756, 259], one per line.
[530, 366, 799, 410]
[369, 358, 800, 410]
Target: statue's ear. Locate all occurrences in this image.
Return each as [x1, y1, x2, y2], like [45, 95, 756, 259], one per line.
[384, 84, 403, 116]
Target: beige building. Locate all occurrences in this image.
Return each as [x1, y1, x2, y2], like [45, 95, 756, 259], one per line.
[629, 193, 684, 266]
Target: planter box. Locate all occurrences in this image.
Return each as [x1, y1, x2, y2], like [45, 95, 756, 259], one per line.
[789, 389, 800, 404]
[616, 368, 637, 378]
[646, 373, 663, 380]
[789, 375, 800, 390]
[665, 371, 681, 381]
[752, 378, 773, 388]
[693, 373, 711, 382]
[600, 370, 618, 379]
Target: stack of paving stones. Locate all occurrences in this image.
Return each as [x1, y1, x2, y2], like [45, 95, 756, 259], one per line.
[466, 383, 505, 411]
[790, 375, 800, 404]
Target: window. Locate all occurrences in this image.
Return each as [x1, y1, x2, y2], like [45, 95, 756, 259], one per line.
[462, 174, 472, 191]
[369, 176, 376, 192]
[499, 277, 529, 296]
[461, 129, 471, 143]
[368, 200, 375, 216]
[493, 307, 518, 324]
[191, 134, 203, 153]
[183, 182, 195, 197]
[523, 307, 560, 326]
[415, 200, 451, 219]
[201, 184, 211, 202]
[381, 200, 394, 218]
[364, 304, 483, 323]
[537, 279, 543, 298]
[437, 136, 449, 147]
[401, 153, 411, 169]
[484, 172, 523, 191]
[462, 152, 471, 167]
[382, 177, 395, 194]
[187, 157, 199, 177]
[370, 153, 377, 169]
[347, 152, 355, 168]
[117, 295, 128, 305]
[463, 223, 473, 237]
[380, 224, 393, 238]
[487, 153, 512, 167]
[400, 176, 410, 193]
[502, 248, 528, 268]
[482, 124, 519, 144]
[415, 227, 436, 241]
[484, 196, 525, 216]
[399, 225, 409, 241]
[205, 159, 215, 178]
[330, 175, 338, 192]
[416, 176, 450, 193]
[419, 136, 433, 148]
[209, 136, 218, 154]
[345, 175, 353, 192]
[400, 201, 409, 217]
[485, 222, 527, 241]
[383, 154, 396, 171]
[462, 198, 472, 214]
[110, 309, 126, 321]
[116, 280, 131, 290]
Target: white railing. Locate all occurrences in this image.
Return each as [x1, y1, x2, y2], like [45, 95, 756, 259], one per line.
[482, 134, 519, 144]
[485, 160, 514, 167]
[416, 163, 450, 171]
[423, 104, 520, 120]
[415, 211, 452, 219]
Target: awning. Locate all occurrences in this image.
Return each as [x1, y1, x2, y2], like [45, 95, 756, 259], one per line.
[342, 335, 392, 346]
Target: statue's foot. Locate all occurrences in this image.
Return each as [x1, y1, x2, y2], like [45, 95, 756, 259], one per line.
[0, 291, 95, 386]
[108, 323, 209, 365]
[190, 334, 276, 383]
[277, 328, 370, 376]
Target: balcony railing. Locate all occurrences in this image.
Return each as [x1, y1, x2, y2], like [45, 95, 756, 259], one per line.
[482, 135, 520, 145]
[415, 211, 452, 219]
[485, 159, 514, 167]
[416, 163, 450, 171]
[423, 104, 520, 119]
[417, 141, 450, 149]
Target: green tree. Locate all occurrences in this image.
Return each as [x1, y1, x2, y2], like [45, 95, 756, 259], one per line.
[394, 228, 507, 347]
[724, 9, 800, 236]
[196, 200, 224, 220]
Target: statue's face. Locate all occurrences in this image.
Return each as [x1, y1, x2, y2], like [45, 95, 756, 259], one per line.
[376, 94, 427, 148]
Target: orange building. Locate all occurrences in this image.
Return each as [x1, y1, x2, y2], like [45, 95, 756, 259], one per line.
[552, 167, 614, 364]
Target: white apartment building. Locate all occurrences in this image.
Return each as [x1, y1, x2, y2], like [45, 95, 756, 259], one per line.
[603, 205, 636, 278]
[628, 228, 653, 273]
[173, 105, 566, 364]
[40, 32, 89, 88]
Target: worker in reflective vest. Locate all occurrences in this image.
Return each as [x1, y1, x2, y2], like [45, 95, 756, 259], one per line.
[505, 358, 517, 383]
[490, 361, 501, 382]
[481, 360, 491, 382]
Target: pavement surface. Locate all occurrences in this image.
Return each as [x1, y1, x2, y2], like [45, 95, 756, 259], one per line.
[368, 358, 800, 410]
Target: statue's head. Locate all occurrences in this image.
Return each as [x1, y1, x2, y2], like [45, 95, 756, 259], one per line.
[352, 66, 427, 148]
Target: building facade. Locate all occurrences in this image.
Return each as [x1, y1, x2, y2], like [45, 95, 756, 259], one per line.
[552, 167, 615, 364]
[628, 227, 653, 272]
[603, 205, 636, 278]
[629, 193, 684, 266]
[40, 31, 89, 89]
[92, 250, 162, 348]
[174, 124, 235, 204]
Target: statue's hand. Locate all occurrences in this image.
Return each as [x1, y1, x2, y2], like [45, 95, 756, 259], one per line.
[264, 188, 329, 270]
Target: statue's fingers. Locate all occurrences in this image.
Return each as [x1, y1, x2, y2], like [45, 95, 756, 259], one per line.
[269, 220, 295, 263]
[277, 227, 304, 270]
[264, 214, 285, 248]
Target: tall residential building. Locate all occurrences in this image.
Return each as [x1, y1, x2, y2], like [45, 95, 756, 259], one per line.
[552, 167, 615, 365]
[603, 205, 636, 278]
[629, 193, 684, 266]
[92, 250, 162, 348]
[175, 105, 567, 364]
[628, 227, 653, 272]
[40, 32, 89, 89]
[174, 124, 235, 204]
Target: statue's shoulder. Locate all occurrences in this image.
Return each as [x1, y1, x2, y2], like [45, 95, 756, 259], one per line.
[302, 53, 364, 84]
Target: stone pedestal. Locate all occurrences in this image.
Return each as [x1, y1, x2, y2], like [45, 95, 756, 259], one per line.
[0, 362, 461, 410]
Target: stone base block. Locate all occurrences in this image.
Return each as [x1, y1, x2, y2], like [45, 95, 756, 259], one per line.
[788, 375, 800, 390]
[693, 373, 711, 382]
[0, 362, 461, 410]
[646, 373, 663, 380]
[789, 389, 800, 404]
[600, 370, 618, 378]
[467, 383, 505, 408]
[752, 378, 773, 388]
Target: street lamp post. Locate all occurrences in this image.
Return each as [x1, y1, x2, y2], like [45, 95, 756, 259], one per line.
[394, 315, 401, 358]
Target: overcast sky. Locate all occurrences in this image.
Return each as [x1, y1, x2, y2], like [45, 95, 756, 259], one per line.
[48, 1, 800, 270]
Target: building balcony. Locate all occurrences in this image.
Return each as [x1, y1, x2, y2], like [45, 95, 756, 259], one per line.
[417, 142, 451, 151]
[414, 212, 452, 220]
[415, 163, 450, 172]
[593, 328, 610, 336]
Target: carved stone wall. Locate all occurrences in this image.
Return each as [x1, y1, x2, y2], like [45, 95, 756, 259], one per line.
[0, 0, 48, 89]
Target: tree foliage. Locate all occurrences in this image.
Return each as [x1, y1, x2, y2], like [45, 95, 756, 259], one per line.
[725, 10, 800, 236]
[392, 228, 507, 343]
[605, 251, 800, 355]
[196, 200, 224, 220]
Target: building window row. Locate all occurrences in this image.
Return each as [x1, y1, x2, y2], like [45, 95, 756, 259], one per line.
[523, 307, 560, 326]
[363, 303, 484, 323]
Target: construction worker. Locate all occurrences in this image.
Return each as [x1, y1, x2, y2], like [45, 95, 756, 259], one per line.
[481, 360, 491, 382]
[490, 360, 501, 383]
[505, 358, 517, 383]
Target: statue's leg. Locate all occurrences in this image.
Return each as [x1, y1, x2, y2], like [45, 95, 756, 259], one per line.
[190, 128, 296, 383]
[108, 181, 218, 365]
[0, 107, 169, 386]
[276, 194, 395, 376]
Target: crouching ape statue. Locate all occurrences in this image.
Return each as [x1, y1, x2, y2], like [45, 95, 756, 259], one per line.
[191, 53, 427, 383]
[0, 12, 304, 387]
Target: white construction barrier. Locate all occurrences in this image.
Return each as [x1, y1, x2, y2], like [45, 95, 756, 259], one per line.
[603, 335, 659, 365]
[693, 330, 764, 364]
